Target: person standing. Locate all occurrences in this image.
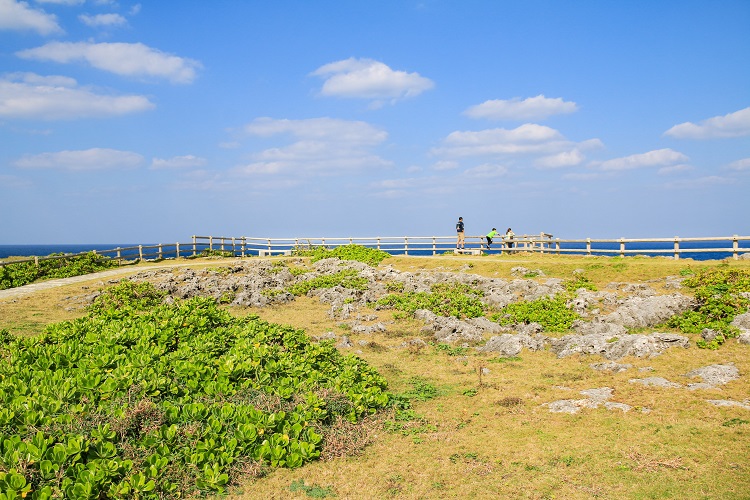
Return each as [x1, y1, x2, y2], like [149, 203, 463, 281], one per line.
[504, 228, 515, 250]
[456, 217, 465, 249]
[485, 228, 499, 249]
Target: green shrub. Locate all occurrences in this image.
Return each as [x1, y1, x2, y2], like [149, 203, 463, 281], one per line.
[666, 269, 750, 348]
[0, 252, 118, 290]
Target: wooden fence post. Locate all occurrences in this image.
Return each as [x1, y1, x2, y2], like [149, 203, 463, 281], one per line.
[192, 236, 197, 256]
[674, 236, 680, 260]
[555, 238, 560, 255]
[158, 244, 163, 260]
[241, 237, 246, 257]
[405, 237, 409, 255]
[34, 256, 39, 267]
[586, 238, 591, 256]
[432, 236, 436, 255]
[733, 235, 739, 260]
[377, 237, 381, 250]
[176, 243, 180, 259]
[139, 245, 143, 261]
[619, 238, 625, 257]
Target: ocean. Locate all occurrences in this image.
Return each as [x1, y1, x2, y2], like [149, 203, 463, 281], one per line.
[1, 240, 748, 262]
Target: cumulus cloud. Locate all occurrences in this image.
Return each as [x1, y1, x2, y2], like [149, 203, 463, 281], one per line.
[14, 148, 144, 171]
[236, 117, 392, 176]
[0, 0, 63, 35]
[0, 72, 154, 119]
[596, 148, 689, 171]
[728, 157, 750, 171]
[79, 13, 127, 27]
[17, 41, 202, 84]
[432, 123, 598, 159]
[664, 106, 750, 139]
[311, 57, 434, 104]
[535, 149, 585, 168]
[464, 95, 578, 121]
[151, 155, 207, 169]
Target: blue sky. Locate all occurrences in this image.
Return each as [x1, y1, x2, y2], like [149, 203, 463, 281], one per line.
[1, 0, 748, 244]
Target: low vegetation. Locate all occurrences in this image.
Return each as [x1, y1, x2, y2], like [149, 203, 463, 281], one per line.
[291, 244, 390, 267]
[0, 252, 118, 291]
[0, 281, 390, 498]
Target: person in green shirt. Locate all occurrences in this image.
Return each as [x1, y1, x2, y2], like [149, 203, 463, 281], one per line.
[485, 228, 499, 249]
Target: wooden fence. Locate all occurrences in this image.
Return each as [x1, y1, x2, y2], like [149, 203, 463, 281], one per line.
[2, 234, 749, 269]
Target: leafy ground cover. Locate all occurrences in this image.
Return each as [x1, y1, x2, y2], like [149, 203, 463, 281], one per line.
[0, 281, 390, 498]
[0, 253, 119, 291]
[291, 244, 391, 267]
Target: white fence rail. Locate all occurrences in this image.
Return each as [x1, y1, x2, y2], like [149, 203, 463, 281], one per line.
[2, 234, 749, 269]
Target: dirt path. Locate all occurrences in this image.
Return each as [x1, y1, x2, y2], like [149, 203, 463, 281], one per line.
[0, 260, 241, 300]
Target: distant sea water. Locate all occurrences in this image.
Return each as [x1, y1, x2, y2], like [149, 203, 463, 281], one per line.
[1, 240, 748, 262]
[0, 244, 143, 260]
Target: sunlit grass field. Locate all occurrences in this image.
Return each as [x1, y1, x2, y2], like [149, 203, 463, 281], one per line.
[1, 253, 749, 499]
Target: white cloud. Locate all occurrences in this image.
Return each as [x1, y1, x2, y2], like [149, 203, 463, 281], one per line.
[311, 57, 434, 104]
[432, 123, 586, 158]
[431, 160, 458, 171]
[0, 0, 62, 35]
[464, 95, 578, 121]
[658, 164, 692, 175]
[79, 13, 127, 27]
[535, 149, 585, 168]
[727, 157, 750, 171]
[664, 106, 750, 139]
[14, 148, 144, 171]
[596, 148, 689, 171]
[17, 41, 202, 84]
[463, 163, 508, 178]
[151, 155, 207, 169]
[236, 117, 392, 176]
[0, 72, 155, 119]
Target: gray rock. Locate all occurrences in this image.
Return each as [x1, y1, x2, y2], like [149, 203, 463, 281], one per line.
[481, 334, 523, 356]
[701, 329, 721, 342]
[337, 335, 353, 348]
[590, 362, 632, 373]
[731, 312, 750, 331]
[629, 377, 681, 388]
[738, 333, 750, 345]
[706, 399, 750, 410]
[684, 364, 739, 387]
[603, 293, 695, 328]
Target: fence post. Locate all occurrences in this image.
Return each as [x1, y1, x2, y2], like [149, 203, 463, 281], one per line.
[555, 238, 560, 255]
[619, 238, 625, 257]
[405, 237, 409, 255]
[349, 237, 353, 245]
[586, 238, 591, 256]
[176, 243, 180, 259]
[232, 237, 236, 256]
[673, 236, 680, 260]
[733, 235, 739, 260]
[209, 236, 213, 251]
[139, 245, 143, 261]
[377, 237, 381, 250]
[432, 236, 436, 255]
[158, 244, 163, 260]
[267, 239, 271, 253]
[35, 256, 39, 267]
[192, 236, 197, 256]
[241, 237, 246, 258]
[116, 247, 122, 266]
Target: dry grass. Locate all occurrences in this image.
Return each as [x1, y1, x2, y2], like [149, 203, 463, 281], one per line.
[2, 254, 750, 499]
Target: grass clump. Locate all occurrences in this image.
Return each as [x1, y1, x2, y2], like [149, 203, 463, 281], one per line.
[0, 281, 390, 498]
[292, 244, 390, 267]
[491, 295, 579, 332]
[375, 283, 485, 319]
[665, 268, 750, 348]
[287, 269, 369, 296]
